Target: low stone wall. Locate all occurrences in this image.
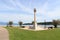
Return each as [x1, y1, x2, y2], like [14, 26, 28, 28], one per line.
[24, 26, 30, 29]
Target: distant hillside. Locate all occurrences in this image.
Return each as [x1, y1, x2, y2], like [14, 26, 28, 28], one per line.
[23, 23, 32, 25]
[38, 22, 52, 25]
[0, 22, 53, 25]
[23, 22, 53, 25]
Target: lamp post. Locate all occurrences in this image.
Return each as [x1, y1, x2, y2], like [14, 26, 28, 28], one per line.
[44, 20, 46, 29]
[33, 8, 37, 29]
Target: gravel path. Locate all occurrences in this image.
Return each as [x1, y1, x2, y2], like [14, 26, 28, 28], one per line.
[0, 27, 9, 40]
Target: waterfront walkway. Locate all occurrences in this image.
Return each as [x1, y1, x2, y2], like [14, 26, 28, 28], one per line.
[0, 27, 9, 40]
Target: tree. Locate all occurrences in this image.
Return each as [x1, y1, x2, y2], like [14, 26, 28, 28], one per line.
[18, 21, 23, 27]
[53, 20, 58, 28]
[56, 20, 60, 25]
[32, 21, 34, 25]
[8, 21, 13, 27]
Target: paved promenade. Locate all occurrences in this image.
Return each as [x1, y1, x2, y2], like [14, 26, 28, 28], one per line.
[0, 27, 9, 40]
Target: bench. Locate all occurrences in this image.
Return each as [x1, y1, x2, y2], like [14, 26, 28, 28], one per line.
[48, 27, 53, 29]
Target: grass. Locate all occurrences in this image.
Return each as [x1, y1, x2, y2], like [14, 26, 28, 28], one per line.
[5, 27, 60, 40]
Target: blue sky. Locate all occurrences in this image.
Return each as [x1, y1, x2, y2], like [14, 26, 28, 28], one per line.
[0, 0, 60, 23]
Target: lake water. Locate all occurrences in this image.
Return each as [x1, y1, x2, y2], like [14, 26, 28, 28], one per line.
[0, 24, 60, 28]
[22, 25, 60, 28]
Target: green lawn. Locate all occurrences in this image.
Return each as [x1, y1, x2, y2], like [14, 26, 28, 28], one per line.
[5, 27, 60, 40]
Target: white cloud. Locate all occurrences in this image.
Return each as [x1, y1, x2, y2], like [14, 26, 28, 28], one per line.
[0, 0, 60, 23]
[14, 0, 33, 13]
[47, 7, 60, 20]
[0, 13, 48, 23]
[0, 13, 34, 23]
[5, 0, 48, 14]
[1, 0, 48, 14]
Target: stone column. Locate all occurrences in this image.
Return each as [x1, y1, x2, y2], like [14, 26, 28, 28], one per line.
[33, 8, 37, 29]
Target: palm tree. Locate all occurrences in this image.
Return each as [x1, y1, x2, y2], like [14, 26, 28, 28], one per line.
[8, 21, 13, 27]
[18, 21, 23, 27]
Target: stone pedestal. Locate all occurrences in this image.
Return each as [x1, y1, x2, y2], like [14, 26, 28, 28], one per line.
[33, 22, 37, 30]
